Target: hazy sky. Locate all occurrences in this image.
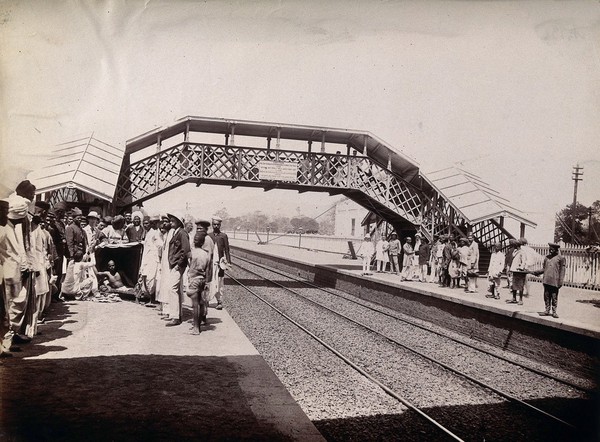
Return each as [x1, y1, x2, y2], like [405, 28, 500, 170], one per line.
[1, 0, 599, 242]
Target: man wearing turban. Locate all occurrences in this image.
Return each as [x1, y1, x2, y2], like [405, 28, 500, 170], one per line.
[0, 195, 36, 352]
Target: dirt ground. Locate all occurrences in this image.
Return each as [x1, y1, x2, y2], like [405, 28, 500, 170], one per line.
[0, 300, 298, 441]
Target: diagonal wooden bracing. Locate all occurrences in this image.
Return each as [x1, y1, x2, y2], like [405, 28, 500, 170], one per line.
[115, 140, 515, 251]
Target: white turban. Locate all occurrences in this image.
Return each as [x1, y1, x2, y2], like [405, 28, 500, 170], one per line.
[7, 195, 30, 220]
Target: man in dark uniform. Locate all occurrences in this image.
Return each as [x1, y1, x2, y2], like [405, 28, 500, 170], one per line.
[534, 243, 566, 318]
[208, 216, 230, 310]
[65, 207, 87, 262]
[50, 201, 68, 300]
[164, 212, 191, 326]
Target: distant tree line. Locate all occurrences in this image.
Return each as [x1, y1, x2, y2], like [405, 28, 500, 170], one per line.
[214, 208, 335, 235]
[555, 200, 600, 245]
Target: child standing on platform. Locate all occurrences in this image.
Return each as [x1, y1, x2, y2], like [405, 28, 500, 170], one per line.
[187, 231, 212, 334]
[457, 238, 470, 290]
[448, 239, 460, 288]
[486, 243, 505, 299]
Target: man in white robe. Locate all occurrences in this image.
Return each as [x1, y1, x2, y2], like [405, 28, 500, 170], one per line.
[27, 207, 50, 337]
[140, 215, 163, 304]
[0, 195, 35, 351]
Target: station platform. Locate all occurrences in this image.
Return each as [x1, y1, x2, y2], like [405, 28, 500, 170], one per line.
[0, 298, 325, 441]
[231, 238, 600, 339]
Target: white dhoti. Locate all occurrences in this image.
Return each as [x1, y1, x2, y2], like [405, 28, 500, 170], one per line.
[140, 257, 160, 297]
[208, 246, 221, 304]
[5, 280, 29, 332]
[157, 255, 171, 305]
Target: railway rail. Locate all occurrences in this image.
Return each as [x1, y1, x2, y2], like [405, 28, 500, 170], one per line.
[224, 256, 595, 441]
[234, 255, 595, 394]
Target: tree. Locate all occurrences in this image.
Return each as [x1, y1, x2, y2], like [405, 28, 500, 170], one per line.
[215, 207, 230, 228]
[214, 207, 229, 221]
[555, 201, 600, 244]
[290, 215, 319, 233]
[226, 216, 243, 231]
[317, 210, 335, 235]
[247, 210, 268, 232]
[269, 215, 291, 233]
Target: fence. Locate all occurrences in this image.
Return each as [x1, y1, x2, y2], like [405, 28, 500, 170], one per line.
[529, 243, 600, 290]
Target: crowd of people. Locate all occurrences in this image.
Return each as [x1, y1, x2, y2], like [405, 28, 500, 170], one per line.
[359, 231, 566, 318]
[0, 179, 231, 357]
[0, 177, 567, 358]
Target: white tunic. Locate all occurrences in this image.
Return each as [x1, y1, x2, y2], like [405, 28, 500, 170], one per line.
[157, 229, 173, 304]
[30, 226, 49, 296]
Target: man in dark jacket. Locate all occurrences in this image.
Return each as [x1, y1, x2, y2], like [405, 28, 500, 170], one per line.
[164, 212, 191, 326]
[65, 207, 87, 261]
[535, 243, 566, 318]
[417, 237, 431, 282]
[48, 202, 67, 300]
[208, 216, 230, 310]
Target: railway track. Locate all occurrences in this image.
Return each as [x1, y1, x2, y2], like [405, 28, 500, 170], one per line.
[224, 256, 594, 441]
[234, 254, 595, 394]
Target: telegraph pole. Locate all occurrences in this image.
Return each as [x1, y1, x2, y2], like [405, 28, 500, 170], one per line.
[571, 164, 584, 242]
[588, 206, 594, 243]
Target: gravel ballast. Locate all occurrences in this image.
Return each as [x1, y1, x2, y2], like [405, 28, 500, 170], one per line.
[224, 262, 596, 441]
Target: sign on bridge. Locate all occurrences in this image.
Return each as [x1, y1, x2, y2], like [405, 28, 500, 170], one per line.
[258, 160, 298, 182]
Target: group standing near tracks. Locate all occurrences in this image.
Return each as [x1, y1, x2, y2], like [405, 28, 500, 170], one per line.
[362, 232, 566, 318]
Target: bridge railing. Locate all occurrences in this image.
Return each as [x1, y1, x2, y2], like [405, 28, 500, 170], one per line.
[115, 141, 513, 250]
[116, 141, 425, 223]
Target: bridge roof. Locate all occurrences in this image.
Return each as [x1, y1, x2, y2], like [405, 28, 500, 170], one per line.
[126, 116, 421, 183]
[27, 135, 124, 202]
[422, 166, 537, 227]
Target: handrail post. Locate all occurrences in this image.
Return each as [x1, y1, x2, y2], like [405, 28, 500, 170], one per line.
[155, 134, 161, 192]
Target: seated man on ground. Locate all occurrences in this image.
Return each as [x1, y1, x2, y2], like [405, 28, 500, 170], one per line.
[61, 251, 98, 300]
[97, 260, 135, 293]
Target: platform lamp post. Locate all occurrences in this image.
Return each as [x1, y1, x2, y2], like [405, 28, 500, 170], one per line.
[298, 227, 304, 248]
[266, 225, 270, 244]
[246, 225, 250, 241]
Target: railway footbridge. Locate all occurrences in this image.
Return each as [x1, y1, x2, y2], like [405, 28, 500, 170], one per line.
[29, 116, 536, 265]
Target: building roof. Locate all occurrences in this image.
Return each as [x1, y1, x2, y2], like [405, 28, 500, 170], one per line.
[125, 116, 421, 183]
[422, 166, 537, 227]
[27, 135, 124, 202]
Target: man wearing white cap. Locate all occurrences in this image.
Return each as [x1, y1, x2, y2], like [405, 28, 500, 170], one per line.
[0, 195, 35, 351]
[208, 216, 230, 310]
